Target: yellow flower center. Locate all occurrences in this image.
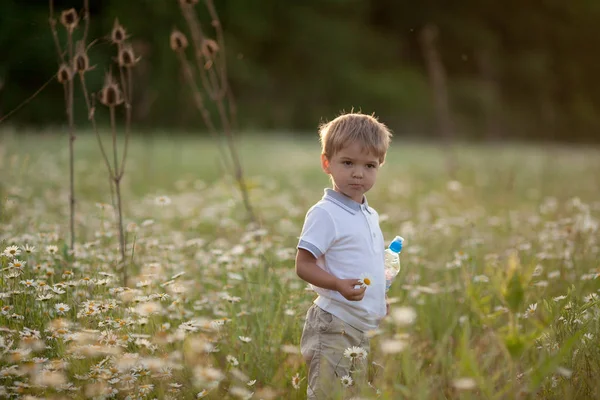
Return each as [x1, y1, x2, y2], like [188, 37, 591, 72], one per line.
[364, 278, 371, 286]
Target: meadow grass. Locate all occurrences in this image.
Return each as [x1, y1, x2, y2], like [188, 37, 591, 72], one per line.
[0, 131, 599, 399]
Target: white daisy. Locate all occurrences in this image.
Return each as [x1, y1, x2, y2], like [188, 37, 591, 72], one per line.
[3, 246, 20, 258]
[226, 355, 239, 367]
[343, 346, 367, 360]
[291, 373, 302, 389]
[340, 375, 353, 387]
[55, 303, 70, 315]
[358, 273, 373, 288]
[46, 245, 59, 255]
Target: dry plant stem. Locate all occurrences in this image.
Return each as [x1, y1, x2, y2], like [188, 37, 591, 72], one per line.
[179, 3, 217, 97]
[205, 0, 228, 97]
[67, 30, 76, 251]
[216, 99, 255, 222]
[48, 0, 65, 63]
[110, 105, 127, 286]
[82, 0, 90, 44]
[176, 52, 233, 174]
[117, 63, 132, 179]
[78, 74, 117, 211]
[178, 0, 255, 222]
[78, 75, 114, 177]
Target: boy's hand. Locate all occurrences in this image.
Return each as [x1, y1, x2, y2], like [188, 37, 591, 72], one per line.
[335, 279, 367, 301]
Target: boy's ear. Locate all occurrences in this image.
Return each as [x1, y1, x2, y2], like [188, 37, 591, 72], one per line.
[320, 153, 331, 174]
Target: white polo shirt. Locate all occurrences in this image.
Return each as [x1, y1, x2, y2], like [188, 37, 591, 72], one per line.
[298, 188, 386, 332]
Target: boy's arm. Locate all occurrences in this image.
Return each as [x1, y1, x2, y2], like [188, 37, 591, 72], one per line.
[296, 248, 366, 301]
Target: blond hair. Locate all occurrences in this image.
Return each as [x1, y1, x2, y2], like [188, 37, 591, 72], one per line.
[318, 112, 392, 164]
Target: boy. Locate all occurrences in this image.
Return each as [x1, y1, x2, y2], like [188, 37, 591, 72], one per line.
[296, 112, 392, 399]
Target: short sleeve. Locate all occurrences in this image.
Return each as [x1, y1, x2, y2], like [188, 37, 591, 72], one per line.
[297, 206, 336, 258]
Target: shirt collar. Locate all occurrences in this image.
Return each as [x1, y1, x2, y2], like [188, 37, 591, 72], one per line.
[323, 188, 371, 215]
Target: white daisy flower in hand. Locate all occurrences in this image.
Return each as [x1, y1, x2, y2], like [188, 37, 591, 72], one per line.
[358, 273, 373, 288]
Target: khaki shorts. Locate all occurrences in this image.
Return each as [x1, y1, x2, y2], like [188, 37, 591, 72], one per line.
[300, 304, 371, 399]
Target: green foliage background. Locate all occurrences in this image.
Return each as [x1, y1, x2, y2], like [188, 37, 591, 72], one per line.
[2, 0, 600, 142]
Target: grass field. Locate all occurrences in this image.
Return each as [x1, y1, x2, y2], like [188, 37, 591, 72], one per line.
[1, 132, 599, 399]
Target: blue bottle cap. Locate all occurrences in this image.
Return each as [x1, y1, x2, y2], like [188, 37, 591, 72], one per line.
[388, 236, 404, 253]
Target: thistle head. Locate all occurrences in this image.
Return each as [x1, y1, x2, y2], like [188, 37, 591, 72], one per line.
[111, 19, 127, 44]
[73, 41, 92, 74]
[117, 44, 139, 68]
[170, 30, 188, 52]
[60, 9, 79, 32]
[57, 63, 73, 84]
[98, 73, 124, 107]
[201, 39, 219, 59]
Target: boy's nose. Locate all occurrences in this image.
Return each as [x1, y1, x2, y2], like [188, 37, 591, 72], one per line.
[352, 168, 363, 178]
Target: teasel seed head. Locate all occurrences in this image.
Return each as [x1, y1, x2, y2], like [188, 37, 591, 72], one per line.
[60, 9, 79, 32]
[201, 39, 219, 59]
[111, 19, 127, 44]
[117, 44, 139, 68]
[99, 73, 124, 107]
[170, 30, 188, 52]
[57, 63, 73, 84]
[73, 41, 92, 74]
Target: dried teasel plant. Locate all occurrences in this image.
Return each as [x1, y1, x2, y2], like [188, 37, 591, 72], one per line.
[170, 30, 189, 52]
[49, 1, 80, 251]
[110, 19, 128, 45]
[173, 0, 255, 222]
[60, 8, 79, 32]
[95, 70, 130, 286]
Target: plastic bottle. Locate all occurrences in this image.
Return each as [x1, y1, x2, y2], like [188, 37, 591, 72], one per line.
[384, 236, 404, 292]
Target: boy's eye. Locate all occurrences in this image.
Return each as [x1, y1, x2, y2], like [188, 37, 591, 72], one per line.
[367, 164, 376, 169]
[342, 161, 353, 166]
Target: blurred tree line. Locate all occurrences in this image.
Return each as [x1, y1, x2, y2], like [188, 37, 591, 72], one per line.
[1, 0, 600, 142]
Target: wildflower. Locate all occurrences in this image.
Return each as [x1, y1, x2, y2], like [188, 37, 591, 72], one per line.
[238, 336, 252, 343]
[23, 244, 36, 254]
[9, 259, 25, 269]
[584, 293, 598, 303]
[452, 377, 477, 390]
[291, 373, 302, 389]
[391, 306, 417, 326]
[3, 245, 20, 258]
[226, 355, 239, 367]
[473, 275, 489, 283]
[247, 380, 256, 386]
[46, 245, 59, 255]
[343, 346, 367, 361]
[357, 273, 373, 288]
[229, 386, 253, 399]
[21, 279, 37, 288]
[197, 389, 209, 398]
[524, 303, 537, 318]
[38, 294, 54, 301]
[380, 338, 407, 354]
[138, 383, 154, 395]
[548, 271, 561, 279]
[55, 303, 70, 315]
[340, 375, 353, 387]
[155, 196, 172, 206]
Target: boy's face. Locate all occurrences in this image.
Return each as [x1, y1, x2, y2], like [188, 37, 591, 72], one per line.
[321, 141, 382, 203]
